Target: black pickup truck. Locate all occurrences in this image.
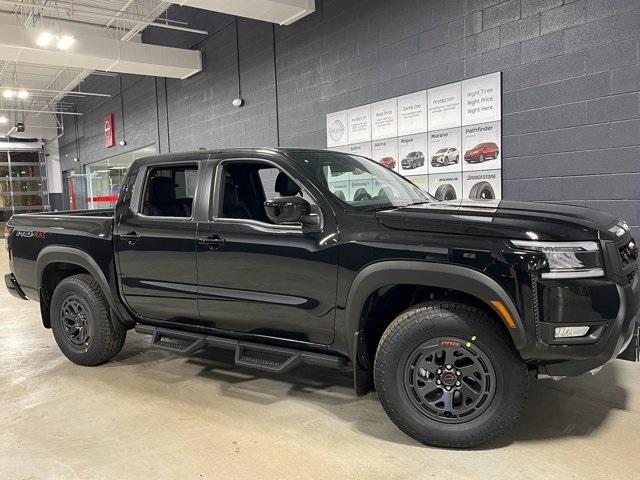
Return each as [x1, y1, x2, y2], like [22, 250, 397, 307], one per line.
[4, 148, 639, 448]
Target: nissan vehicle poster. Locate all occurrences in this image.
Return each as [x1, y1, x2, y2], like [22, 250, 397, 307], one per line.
[398, 133, 427, 176]
[462, 121, 501, 172]
[427, 128, 462, 174]
[326, 73, 502, 199]
[371, 138, 399, 171]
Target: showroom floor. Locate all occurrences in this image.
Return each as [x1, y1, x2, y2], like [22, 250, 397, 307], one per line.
[0, 242, 638, 480]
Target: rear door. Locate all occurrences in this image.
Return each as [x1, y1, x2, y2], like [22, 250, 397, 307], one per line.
[115, 159, 203, 328]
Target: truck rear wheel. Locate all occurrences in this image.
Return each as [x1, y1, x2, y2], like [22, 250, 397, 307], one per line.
[50, 274, 126, 366]
[374, 301, 528, 448]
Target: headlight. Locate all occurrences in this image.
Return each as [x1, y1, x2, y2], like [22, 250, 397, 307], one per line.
[511, 240, 604, 279]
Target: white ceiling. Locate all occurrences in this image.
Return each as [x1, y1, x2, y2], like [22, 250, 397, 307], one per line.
[0, 0, 314, 140]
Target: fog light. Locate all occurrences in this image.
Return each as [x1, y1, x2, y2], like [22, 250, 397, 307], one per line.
[555, 326, 590, 338]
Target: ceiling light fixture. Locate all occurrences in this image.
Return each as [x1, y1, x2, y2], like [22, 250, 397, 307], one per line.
[0, 116, 8, 124]
[17, 90, 29, 99]
[2, 89, 14, 98]
[36, 31, 53, 47]
[57, 35, 75, 50]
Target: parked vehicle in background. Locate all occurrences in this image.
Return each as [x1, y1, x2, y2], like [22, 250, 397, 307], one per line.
[401, 151, 425, 170]
[431, 147, 459, 167]
[379, 156, 396, 170]
[5, 148, 639, 449]
[464, 142, 499, 163]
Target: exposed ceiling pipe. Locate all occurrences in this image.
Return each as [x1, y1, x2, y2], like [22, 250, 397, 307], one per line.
[0, 0, 210, 35]
[0, 86, 111, 97]
[0, 107, 82, 115]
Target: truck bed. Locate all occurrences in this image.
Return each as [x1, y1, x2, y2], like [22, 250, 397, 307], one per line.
[7, 209, 116, 300]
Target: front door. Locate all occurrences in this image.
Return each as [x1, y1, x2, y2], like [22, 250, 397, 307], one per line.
[115, 161, 201, 328]
[196, 157, 339, 345]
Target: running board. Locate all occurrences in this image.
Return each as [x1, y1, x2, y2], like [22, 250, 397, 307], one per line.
[135, 325, 348, 373]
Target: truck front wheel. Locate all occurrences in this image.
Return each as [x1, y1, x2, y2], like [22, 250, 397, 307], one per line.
[374, 301, 528, 448]
[50, 274, 126, 366]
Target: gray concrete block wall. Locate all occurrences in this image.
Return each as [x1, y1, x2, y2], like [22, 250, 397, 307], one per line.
[58, 0, 640, 235]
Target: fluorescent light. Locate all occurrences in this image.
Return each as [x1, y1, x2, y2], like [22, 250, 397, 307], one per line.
[0, 116, 8, 124]
[3, 89, 14, 98]
[17, 90, 28, 99]
[57, 35, 74, 50]
[36, 31, 53, 47]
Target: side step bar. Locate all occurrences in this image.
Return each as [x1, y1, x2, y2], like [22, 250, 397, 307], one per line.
[135, 325, 349, 374]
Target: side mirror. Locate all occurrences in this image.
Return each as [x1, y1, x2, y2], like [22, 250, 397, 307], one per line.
[264, 196, 316, 226]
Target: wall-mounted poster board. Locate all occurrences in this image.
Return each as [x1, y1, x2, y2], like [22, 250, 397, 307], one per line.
[326, 72, 502, 201]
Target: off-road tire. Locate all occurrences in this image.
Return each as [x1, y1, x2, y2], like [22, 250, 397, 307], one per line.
[374, 301, 528, 448]
[50, 274, 126, 366]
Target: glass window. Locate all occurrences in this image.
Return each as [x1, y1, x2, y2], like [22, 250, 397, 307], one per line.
[219, 161, 314, 224]
[83, 146, 156, 210]
[12, 194, 43, 208]
[9, 151, 40, 163]
[0, 193, 11, 208]
[288, 151, 433, 212]
[12, 180, 42, 192]
[11, 165, 41, 178]
[0, 149, 46, 224]
[141, 165, 197, 217]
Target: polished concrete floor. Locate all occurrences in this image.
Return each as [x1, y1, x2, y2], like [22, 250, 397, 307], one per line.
[1, 241, 639, 479]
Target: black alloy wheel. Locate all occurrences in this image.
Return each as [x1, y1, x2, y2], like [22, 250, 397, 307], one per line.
[403, 337, 496, 423]
[60, 294, 93, 349]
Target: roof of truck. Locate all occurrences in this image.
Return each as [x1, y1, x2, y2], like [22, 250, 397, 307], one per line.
[133, 147, 338, 166]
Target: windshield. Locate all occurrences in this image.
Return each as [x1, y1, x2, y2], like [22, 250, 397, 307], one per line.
[287, 151, 433, 211]
[436, 148, 448, 153]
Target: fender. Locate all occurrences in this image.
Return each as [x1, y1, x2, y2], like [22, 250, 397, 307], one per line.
[344, 260, 527, 360]
[36, 246, 117, 311]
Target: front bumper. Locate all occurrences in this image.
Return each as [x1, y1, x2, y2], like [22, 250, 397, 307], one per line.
[529, 272, 639, 376]
[4, 273, 27, 300]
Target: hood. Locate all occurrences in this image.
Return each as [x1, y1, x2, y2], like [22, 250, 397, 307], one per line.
[375, 199, 620, 241]
[432, 152, 446, 159]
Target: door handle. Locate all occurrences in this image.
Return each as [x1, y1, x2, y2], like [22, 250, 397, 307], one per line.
[199, 234, 225, 251]
[121, 231, 141, 245]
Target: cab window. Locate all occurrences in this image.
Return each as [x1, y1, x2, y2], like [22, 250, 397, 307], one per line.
[141, 165, 198, 218]
[216, 161, 316, 224]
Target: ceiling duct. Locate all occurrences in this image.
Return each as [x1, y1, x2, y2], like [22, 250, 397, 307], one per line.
[163, 0, 315, 25]
[0, 13, 202, 79]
